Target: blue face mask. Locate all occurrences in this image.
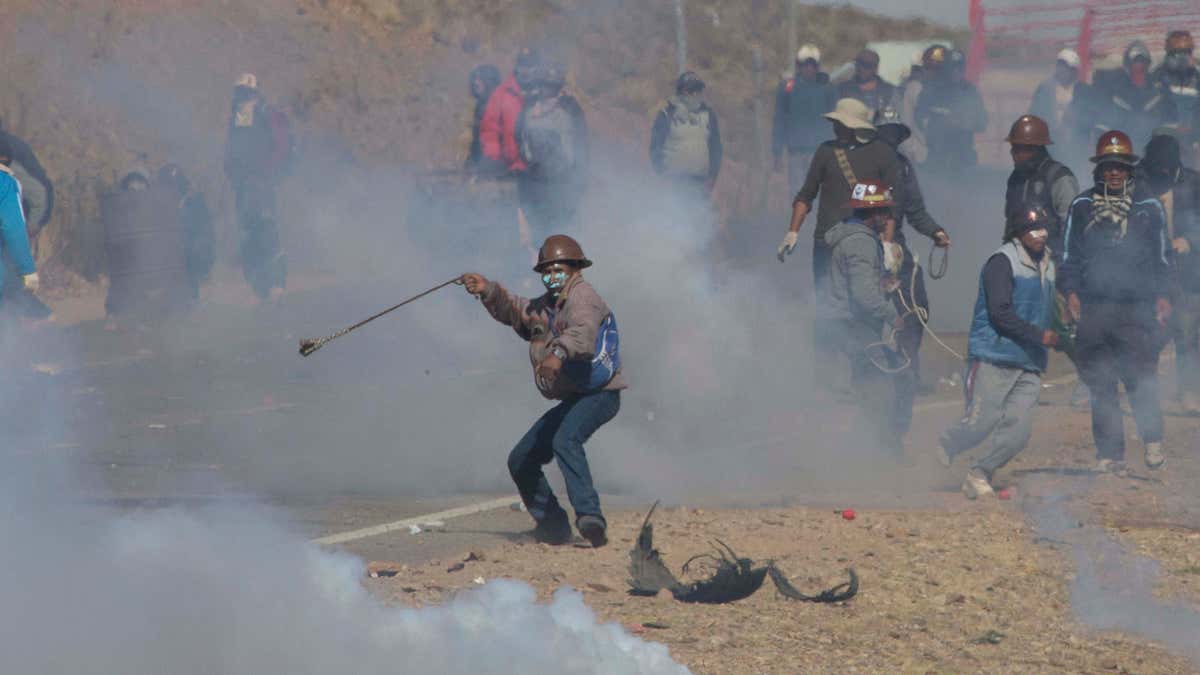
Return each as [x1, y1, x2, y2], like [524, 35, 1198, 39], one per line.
[541, 270, 568, 293]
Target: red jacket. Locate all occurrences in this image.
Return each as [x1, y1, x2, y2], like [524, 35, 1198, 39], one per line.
[479, 75, 526, 171]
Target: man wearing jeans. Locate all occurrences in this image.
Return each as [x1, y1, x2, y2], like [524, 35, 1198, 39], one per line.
[938, 204, 1059, 498]
[461, 234, 622, 547]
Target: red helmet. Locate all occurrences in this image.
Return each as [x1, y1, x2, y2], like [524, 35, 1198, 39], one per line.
[1090, 130, 1139, 165]
[846, 180, 895, 209]
[534, 234, 592, 272]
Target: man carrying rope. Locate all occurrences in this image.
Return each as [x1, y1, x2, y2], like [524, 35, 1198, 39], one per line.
[824, 179, 913, 459]
[936, 204, 1060, 499]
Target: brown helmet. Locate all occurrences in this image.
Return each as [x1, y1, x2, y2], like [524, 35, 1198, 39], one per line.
[1090, 130, 1139, 165]
[534, 234, 592, 272]
[1166, 30, 1194, 53]
[1006, 115, 1053, 146]
[846, 179, 895, 209]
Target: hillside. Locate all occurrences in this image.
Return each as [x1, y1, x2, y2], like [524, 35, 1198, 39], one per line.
[0, 0, 960, 285]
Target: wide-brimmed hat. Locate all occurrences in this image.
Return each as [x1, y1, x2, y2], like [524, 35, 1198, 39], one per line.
[824, 98, 875, 131]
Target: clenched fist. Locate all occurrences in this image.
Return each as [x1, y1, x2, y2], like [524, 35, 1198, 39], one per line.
[461, 273, 489, 296]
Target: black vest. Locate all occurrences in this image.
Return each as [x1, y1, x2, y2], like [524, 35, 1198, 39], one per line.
[1006, 156, 1073, 237]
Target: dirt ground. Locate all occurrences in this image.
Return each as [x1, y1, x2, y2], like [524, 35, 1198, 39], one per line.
[360, 355, 1200, 674]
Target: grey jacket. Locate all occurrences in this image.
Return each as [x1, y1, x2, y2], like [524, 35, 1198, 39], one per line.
[824, 218, 898, 328]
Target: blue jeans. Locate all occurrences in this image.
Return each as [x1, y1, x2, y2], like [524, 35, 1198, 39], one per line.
[507, 390, 620, 528]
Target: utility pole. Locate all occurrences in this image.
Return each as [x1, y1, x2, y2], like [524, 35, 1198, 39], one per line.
[674, 0, 687, 74]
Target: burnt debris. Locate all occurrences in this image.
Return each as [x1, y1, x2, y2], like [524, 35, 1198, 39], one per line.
[627, 502, 859, 604]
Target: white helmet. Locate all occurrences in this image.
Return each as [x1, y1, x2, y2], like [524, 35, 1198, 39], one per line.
[1056, 48, 1081, 69]
[796, 44, 821, 64]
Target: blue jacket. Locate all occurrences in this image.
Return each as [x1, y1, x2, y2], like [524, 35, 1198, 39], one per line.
[0, 167, 36, 292]
[967, 241, 1055, 372]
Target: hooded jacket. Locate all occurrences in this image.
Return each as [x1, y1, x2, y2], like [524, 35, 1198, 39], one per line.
[467, 65, 502, 169]
[479, 75, 526, 171]
[481, 273, 626, 400]
[1060, 183, 1171, 303]
[1092, 67, 1175, 148]
[824, 218, 898, 329]
[0, 165, 37, 292]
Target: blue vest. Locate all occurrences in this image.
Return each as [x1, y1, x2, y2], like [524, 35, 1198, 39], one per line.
[967, 241, 1055, 372]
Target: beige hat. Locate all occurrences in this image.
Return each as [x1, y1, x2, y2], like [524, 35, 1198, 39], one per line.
[235, 72, 258, 89]
[824, 98, 875, 131]
[796, 44, 821, 64]
[1056, 48, 1081, 69]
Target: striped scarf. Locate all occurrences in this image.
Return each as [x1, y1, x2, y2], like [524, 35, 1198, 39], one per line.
[1088, 181, 1133, 238]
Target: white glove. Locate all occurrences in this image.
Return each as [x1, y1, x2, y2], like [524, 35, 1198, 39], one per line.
[22, 272, 39, 293]
[777, 231, 799, 262]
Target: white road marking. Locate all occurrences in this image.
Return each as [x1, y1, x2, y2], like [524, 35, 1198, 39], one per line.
[312, 496, 517, 545]
[315, 373, 1088, 546]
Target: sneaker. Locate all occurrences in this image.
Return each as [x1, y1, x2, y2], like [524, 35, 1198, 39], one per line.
[1144, 442, 1165, 469]
[576, 515, 608, 548]
[962, 469, 995, 500]
[1094, 458, 1128, 475]
[934, 441, 953, 468]
[532, 520, 572, 545]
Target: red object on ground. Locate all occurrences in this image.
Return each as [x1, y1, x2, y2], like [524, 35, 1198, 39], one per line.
[841, 509, 856, 521]
[997, 488, 1012, 500]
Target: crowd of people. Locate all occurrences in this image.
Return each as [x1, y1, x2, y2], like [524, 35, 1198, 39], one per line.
[774, 32, 1200, 502]
[0, 29, 1198, 546]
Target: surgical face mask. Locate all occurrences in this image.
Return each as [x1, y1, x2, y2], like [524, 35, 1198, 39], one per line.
[541, 268, 569, 293]
[1165, 52, 1193, 73]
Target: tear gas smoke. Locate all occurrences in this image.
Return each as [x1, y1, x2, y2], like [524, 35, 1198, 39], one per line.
[1028, 480, 1200, 663]
[0, 468, 688, 675]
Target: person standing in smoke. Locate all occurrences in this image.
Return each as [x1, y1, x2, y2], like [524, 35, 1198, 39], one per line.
[465, 64, 502, 173]
[837, 49, 895, 116]
[1004, 114, 1086, 408]
[823, 179, 912, 457]
[480, 47, 539, 174]
[460, 235, 622, 548]
[772, 45, 837, 195]
[0, 117, 53, 320]
[778, 98, 901, 395]
[157, 164, 215, 303]
[649, 71, 722, 197]
[1028, 49, 1088, 163]
[1092, 41, 1174, 151]
[897, 45, 948, 166]
[872, 105, 951, 394]
[515, 61, 588, 249]
[224, 72, 290, 305]
[0, 138, 39, 310]
[915, 48, 988, 174]
[1061, 130, 1172, 472]
[1138, 133, 1200, 414]
[1153, 32, 1200, 151]
[937, 205, 1059, 499]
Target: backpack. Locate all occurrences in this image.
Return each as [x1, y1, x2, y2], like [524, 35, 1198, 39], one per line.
[521, 98, 578, 179]
[548, 310, 621, 392]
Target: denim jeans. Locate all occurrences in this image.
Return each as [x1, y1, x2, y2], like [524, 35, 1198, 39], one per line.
[940, 360, 1041, 478]
[507, 390, 620, 529]
[1075, 301, 1165, 460]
